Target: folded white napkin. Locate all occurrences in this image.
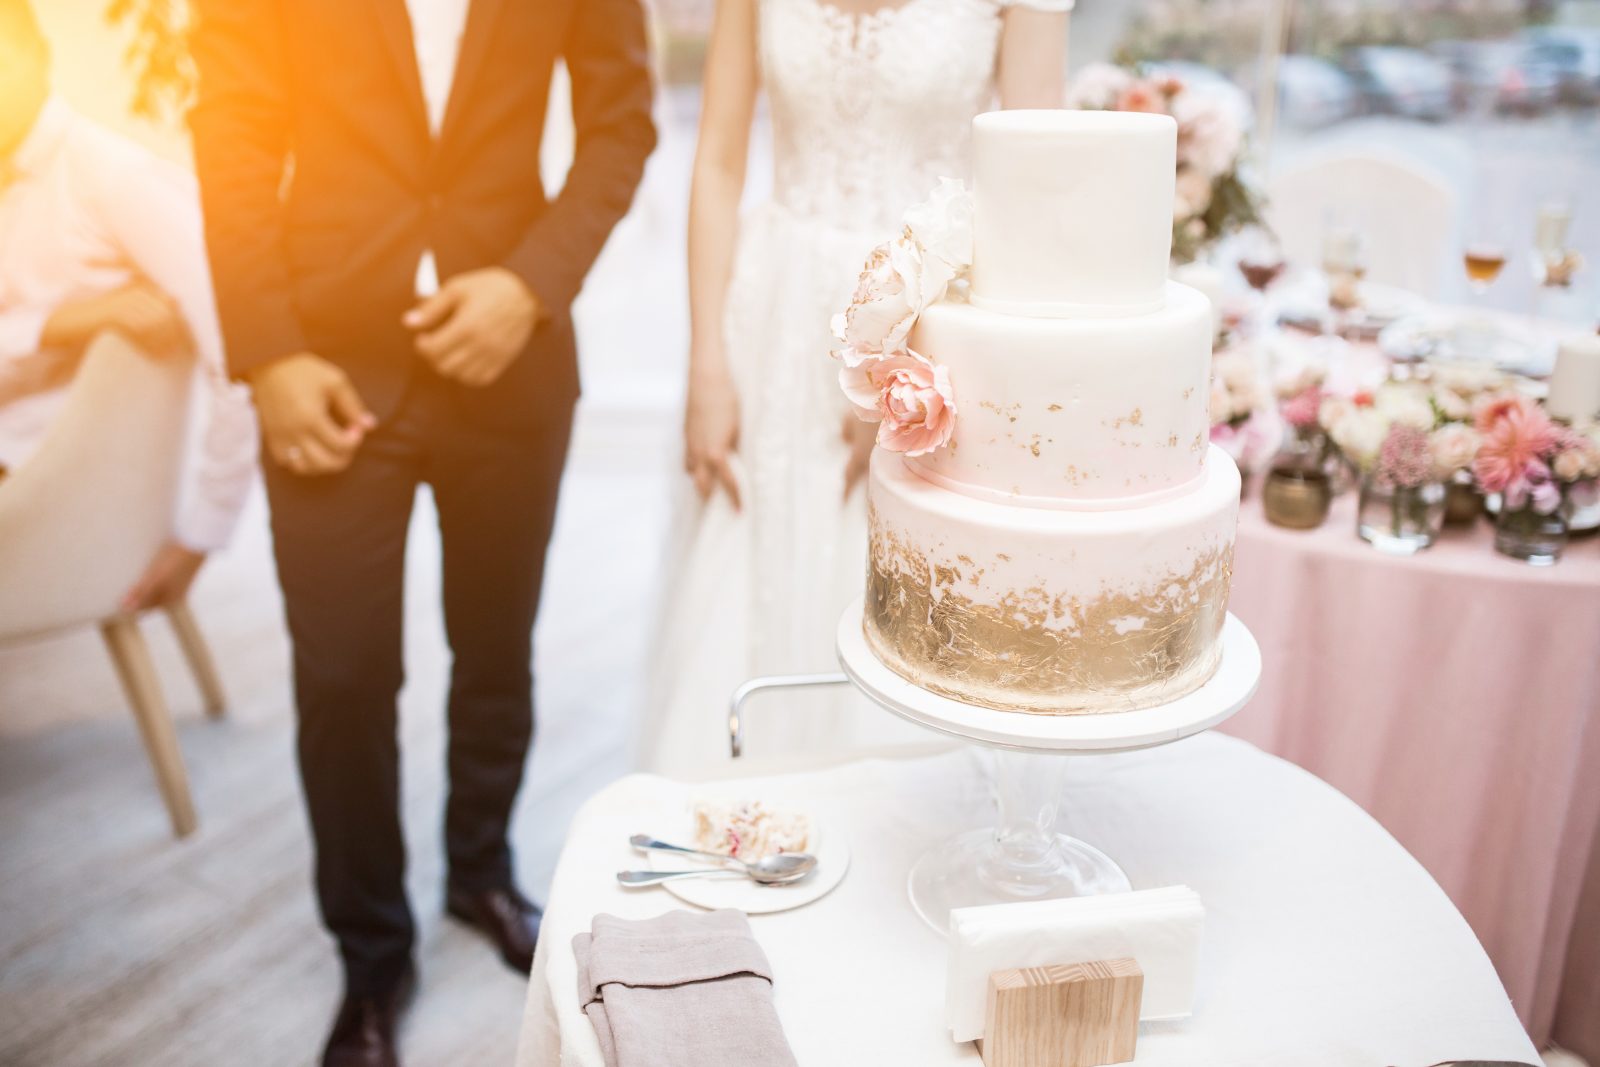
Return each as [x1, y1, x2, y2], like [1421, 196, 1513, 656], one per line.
[946, 885, 1204, 1043]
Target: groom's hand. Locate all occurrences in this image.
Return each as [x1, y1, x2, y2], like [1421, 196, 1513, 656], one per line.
[249, 353, 376, 476]
[405, 267, 539, 388]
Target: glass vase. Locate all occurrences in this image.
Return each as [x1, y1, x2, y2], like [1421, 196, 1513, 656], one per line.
[1495, 502, 1568, 565]
[1563, 478, 1600, 536]
[1356, 474, 1445, 555]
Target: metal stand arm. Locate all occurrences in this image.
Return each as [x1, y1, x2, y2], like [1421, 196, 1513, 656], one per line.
[728, 672, 850, 758]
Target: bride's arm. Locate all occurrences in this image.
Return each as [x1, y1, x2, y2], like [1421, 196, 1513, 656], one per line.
[998, 6, 1070, 109]
[684, 0, 760, 509]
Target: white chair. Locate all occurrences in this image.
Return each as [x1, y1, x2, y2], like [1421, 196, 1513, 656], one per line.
[0, 333, 227, 838]
[1265, 148, 1459, 300]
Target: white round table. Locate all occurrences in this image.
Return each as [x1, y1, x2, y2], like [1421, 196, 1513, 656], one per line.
[515, 734, 1538, 1067]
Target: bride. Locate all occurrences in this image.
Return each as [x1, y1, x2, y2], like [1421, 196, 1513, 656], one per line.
[643, 0, 1073, 776]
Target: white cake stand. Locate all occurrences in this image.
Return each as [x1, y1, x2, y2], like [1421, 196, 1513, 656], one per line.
[835, 597, 1261, 933]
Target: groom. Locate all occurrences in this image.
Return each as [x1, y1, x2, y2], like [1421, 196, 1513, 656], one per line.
[189, 1, 654, 1063]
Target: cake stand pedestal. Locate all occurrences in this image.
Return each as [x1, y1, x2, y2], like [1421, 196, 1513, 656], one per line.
[835, 597, 1261, 933]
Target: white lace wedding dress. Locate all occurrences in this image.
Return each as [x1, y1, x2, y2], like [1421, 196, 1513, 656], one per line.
[643, 0, 1071, 777]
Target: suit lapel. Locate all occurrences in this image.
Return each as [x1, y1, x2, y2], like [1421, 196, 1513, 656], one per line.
[438, 0, 511, 144]
[371, 0, 431, 139]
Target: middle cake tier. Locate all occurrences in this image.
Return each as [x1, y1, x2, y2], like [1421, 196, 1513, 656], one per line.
[865, 445, 1240, 715]
[908, 280, 1213, 507]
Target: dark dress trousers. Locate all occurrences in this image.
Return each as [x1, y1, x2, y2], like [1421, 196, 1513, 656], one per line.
[189, 0, 655, 992]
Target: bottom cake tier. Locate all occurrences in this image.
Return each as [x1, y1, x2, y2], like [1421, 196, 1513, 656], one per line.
[864, 446, 1241, 715]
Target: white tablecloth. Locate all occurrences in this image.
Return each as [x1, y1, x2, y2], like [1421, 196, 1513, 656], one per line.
[516, 733, 1538, 1066]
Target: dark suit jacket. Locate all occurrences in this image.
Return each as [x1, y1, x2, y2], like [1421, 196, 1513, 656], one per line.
[188, 0, 656, 425]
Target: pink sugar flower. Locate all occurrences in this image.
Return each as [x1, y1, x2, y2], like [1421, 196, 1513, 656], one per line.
[839, 351, 957, 457]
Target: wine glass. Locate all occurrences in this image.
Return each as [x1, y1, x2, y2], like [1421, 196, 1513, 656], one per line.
[1238, 227, 1287, 293]
[1463, 243, 1508, 295]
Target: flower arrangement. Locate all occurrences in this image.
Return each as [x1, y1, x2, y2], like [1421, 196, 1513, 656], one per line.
[1207, 349, 1279, 473]
[1317, 380, 1481, 481]
[831, 179, 972, 457]
[1067, 62, 1261, 264]
[1471, 393, 1600, 514]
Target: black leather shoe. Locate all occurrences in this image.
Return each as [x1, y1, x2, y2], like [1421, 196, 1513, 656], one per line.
[446, 884, 542, 974]
[322, 964, 414, 1067]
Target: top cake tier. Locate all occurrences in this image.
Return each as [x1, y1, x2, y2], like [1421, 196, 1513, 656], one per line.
[970, 110, 1176, 316]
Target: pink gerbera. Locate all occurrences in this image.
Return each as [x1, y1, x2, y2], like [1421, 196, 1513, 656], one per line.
[1472, 391, 1542, 435]
[1472, 400, 1559, 495]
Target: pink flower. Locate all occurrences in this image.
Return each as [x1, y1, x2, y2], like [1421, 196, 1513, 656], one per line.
[840, 351, 956, 457]
[1499, 458, 1563, 514]
[1375, 424, 1431, 489]
[1280, 385, 1323, 431]
[1066, 63, 1134, 110]
[1472, 391, 1544, 436]
[1116, 80, 1166, 114]
[1553, 426, 1600, 481]
[1471, 399, 1559, 495]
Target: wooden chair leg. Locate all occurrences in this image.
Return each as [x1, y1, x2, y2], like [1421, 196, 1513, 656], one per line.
[100, 616, 198, 838]
[164, 600, 226, 719]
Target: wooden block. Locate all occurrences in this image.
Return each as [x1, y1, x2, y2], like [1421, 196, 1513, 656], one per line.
[980, 958, 1143, 1067]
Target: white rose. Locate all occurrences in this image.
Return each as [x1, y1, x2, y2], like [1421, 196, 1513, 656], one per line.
[1318, 395, 1353, 432]
[1430, 386, 1471, 423]
[1428, 423, 1480, 477]
[1331, 407, 1389, 469]
[1172, 88, 1243, 178]
[1429, 361, 1505, 397]
[1375, 382, 1435, 430]
[1067, 62, 1134, 110]
[1553, 447, 1587, 482]
[903, 178, 973, 274]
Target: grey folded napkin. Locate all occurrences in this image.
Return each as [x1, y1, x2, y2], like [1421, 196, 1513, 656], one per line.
[574, 909, 797, 1067]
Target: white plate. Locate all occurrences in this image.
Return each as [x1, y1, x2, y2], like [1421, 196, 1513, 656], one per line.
[641, 808, 850, 915]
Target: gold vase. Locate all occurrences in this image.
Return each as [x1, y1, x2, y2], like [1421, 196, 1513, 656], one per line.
[1444, 479, 1483, 526]
[1263, 466, 1333, 530]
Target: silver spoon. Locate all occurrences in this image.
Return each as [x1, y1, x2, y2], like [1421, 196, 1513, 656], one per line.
[629, 833, 819, 881]
[616, 855, 816, 887]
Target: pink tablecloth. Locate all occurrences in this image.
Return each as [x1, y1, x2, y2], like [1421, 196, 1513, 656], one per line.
[1224, 485, 1600, 1056]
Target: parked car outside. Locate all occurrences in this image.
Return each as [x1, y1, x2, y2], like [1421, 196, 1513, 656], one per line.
[1343, 46, 1455, 121]
[1430, 38, 1561, 116]
[1522, 25, 1600, 106]
[1236, 54, 1359, 129]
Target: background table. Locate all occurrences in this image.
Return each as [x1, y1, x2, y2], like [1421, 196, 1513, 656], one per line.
[1226, 486, 1600, 1057]
[516, 734, 1536, 1066]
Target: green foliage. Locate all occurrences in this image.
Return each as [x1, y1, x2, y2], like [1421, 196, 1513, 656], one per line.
[104, 0, 194, 122]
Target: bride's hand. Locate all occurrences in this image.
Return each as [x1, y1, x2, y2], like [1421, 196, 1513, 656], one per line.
[842, 412, 876, 500]
[685, 370, 742, 510]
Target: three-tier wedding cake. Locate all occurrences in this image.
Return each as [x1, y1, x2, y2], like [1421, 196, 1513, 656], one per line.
[835, 110, 1239, 716]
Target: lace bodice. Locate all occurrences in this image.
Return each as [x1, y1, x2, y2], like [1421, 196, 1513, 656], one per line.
[759, 0, 1013, 233]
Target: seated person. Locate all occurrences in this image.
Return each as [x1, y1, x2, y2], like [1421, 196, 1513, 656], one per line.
[0, 0, 255, 612]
